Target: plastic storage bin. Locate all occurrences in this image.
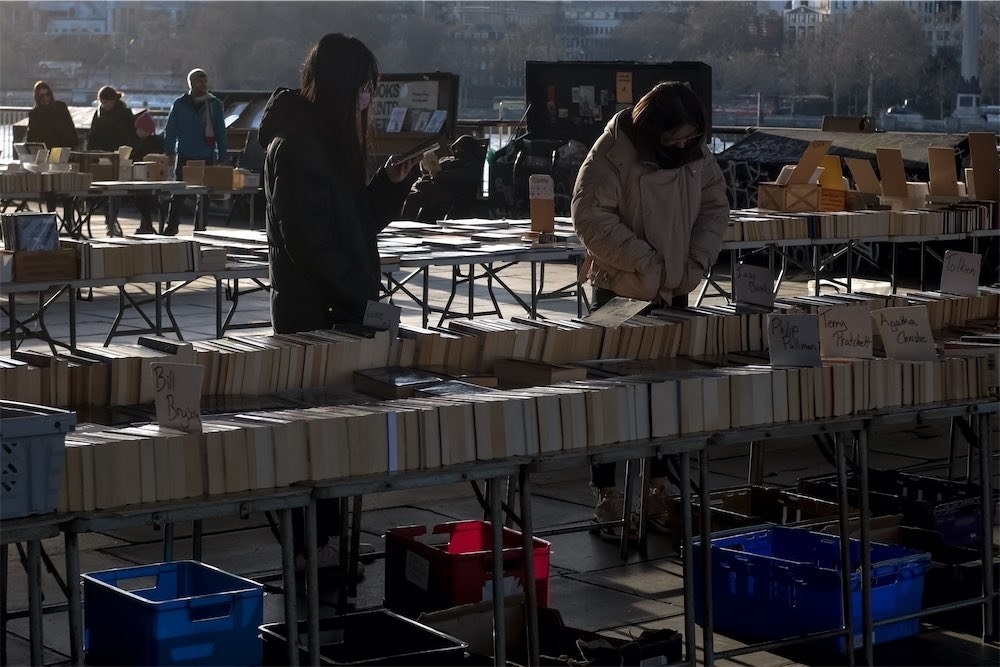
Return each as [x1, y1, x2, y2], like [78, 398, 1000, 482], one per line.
[692, 526, 931, 653]
[384, 520, 551, 616]
[798, 469, 983, 546]
[83, 560, 264, 666]
[0, 400, 75, 519]
[259, 609, 468, 665]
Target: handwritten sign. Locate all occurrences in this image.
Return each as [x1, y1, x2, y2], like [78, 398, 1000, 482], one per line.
[767, 314, 822, 366]
[939, 250, 981, 297]
[363, 300, 402, 339]
[150, 362, 204, 433]
[733, 263, 774, 309]
[581, 296, 650, 328]
[819, 305, 873, 359]
[873, 306, 937, 361]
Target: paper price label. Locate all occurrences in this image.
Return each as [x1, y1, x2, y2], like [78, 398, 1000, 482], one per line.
[151, 362, 204, 433]
[819, 305, 873, 359]
[873, 306, 937, 361]
[363, 300, 402, 338]
[939, 250, 981, 297]
[528, 174, 554, 200]
[733, 263, 774, 308]
[767, 314, 822, 367]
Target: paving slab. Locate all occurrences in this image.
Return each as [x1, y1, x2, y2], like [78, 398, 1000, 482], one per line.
[548, 575, 685, 632]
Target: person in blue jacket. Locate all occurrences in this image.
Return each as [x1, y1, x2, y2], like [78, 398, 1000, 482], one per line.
[161, 68, 228, 235]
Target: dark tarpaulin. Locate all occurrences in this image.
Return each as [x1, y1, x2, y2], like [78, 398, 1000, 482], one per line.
[716, 129, 969, 210]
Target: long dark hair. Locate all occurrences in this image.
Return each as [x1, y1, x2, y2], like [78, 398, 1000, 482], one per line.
[301, 33, 379, 183]
[631, 81, 706, 150]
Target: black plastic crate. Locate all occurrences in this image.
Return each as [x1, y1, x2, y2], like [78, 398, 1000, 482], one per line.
[797, 469, 982, 546]
[259, 610, 467, 666]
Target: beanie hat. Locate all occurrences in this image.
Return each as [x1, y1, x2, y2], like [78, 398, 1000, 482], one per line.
[188, 68, 207, 88]
[98, 85, 121, 101]
[134, 111, 156, 134]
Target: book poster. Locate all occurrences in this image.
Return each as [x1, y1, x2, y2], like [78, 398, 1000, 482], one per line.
[819, 305, 873, 359]
[767, 314, 822, 367]
[939, 250, 981, 297]
[873, 306, 937, 361]
[373, 79, 439, 133]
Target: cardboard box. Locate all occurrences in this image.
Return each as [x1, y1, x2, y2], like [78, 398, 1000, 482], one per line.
[756, 140, 833, 212]
[2, 248, 79, 282]
[204, 166, 235, 191]
[181, 160, 205, 185]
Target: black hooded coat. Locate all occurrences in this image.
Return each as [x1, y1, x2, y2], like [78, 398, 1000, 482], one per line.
[259, 87, 409, 334]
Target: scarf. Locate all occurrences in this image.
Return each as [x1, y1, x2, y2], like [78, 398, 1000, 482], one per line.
[191, 93, 216, 147]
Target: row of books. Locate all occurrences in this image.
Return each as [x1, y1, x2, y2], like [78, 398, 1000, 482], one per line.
[727, 201, 996, 242]
[3, 291, 997, 408]
[54, 355, 991, 513]
[0, 171, 93, 195]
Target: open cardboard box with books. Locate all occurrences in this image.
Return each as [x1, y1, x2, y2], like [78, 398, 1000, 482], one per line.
[757, 140, 848, 212]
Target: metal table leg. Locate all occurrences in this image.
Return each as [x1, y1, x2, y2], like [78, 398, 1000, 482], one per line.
[836, 433, 856, 663]
[1, 543, 8, 664]
[279, 508, 300, 667]
[856, 428, 874, 665]
[680, 451, 697, 664]
[65, 531, 83, 666]
[490, 480, 507, 667]
[978, 413, 995, 643]
[518, 466, 540, 666]
[699, 448, 714, 665]
[26, 540, 43, 667]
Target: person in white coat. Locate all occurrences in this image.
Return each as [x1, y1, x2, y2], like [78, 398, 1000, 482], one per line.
[571, 81, 730, 539]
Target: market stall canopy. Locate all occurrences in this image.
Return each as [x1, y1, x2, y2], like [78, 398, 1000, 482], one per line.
[717, 128, 968, 172]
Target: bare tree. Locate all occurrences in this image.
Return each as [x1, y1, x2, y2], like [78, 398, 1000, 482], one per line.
[835, 3, 925, 115]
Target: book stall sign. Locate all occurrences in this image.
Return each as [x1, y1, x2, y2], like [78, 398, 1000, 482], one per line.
[767, 314, 822, 367]
[529, 174, 555, 233]
[818, 305, 874, 359]
[939, 250, 981, 297]
[373, 79, 441, 134]
[733, 262, 774, 309]
[151, 362, 204, 433]
[873, 306, 937, 361]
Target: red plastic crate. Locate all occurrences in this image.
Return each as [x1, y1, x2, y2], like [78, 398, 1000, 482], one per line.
[384, 520, 551, 616]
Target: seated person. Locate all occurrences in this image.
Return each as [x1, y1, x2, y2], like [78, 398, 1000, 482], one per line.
[401, 135, 487, 222]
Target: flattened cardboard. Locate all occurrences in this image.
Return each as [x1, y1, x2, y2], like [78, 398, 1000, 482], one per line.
[787, 140, 833, 185]
[818, 155, 846, 190]
[927, 146, 959, 196]
[845, 157, 883, 195]
[967, 132, 999, 201]
[875, 148, 909, 198]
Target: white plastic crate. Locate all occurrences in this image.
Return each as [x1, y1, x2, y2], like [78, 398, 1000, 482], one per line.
[1, 400, 75, 519]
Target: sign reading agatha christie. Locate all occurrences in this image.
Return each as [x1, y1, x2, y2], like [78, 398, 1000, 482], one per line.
[373, 80, 441, 134]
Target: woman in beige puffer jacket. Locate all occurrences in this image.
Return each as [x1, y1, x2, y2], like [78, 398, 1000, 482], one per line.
[572, 81, 730, 309]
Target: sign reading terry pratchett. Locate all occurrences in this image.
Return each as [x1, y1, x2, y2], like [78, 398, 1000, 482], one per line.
[767, 314, 822, 367]
[819, 305, 873, 359]
[873, 306, 937, 361]
[151, 362, 204, 433]
[733, 262, 774, 309]
[939, 250, 981, 297]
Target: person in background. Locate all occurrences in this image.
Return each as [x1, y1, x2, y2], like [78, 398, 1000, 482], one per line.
[259, 33, 421, 574]
[26, 80, 78, 151]
[400, 134, 488, 221]
[571, 81, 730, 540]
[162, 68, 227, 235]
[132, 111, 164, 235]
[87, 85, 137, 152]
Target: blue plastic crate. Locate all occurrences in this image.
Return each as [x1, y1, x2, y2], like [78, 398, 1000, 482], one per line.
[692, 526, 931, 653]
[0, 400, 75, 519]
[83, 560, 264, 666]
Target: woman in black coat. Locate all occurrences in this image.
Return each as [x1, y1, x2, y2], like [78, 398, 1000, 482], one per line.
[26, 80, 78, 150]
[259, 33, 421, 572]
[259, 33, 420, 334]
[88, 86, 137, 152]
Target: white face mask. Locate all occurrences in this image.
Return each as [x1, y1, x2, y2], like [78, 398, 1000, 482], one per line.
[357, 91, 371, 113]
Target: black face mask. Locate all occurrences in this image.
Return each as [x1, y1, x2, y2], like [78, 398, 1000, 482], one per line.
[655, 144, 701, 170]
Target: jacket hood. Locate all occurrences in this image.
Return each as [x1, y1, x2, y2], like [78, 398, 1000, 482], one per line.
[259, 87, 320, 148]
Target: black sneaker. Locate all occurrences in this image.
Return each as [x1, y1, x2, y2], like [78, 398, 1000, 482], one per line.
[161, 225, 179, 236]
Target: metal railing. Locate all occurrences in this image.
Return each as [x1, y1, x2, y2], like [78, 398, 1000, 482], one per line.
[0, 106, 31, 159]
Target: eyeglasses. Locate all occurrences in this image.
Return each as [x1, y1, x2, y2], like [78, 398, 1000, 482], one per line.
[661, 133, 703, 149]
